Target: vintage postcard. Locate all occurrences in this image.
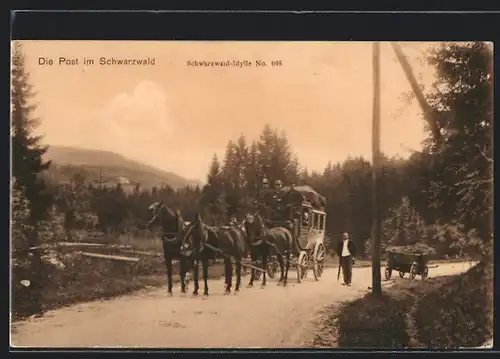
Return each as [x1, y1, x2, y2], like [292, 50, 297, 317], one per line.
[10, 40, 493, 349]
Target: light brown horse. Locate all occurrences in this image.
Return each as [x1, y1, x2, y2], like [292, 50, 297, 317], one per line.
[244, 212, 295, 287]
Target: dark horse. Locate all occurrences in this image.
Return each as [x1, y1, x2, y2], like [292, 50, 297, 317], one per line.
[244, 212, 295, 287]
[146, 201, 191, 295]
[179, 213, 250, 296]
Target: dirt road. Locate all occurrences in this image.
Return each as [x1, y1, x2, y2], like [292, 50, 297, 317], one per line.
[11, 262, 474, 348]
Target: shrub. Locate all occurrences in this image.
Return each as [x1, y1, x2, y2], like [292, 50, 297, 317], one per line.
[337, 292, 412, 348]
[415, 262, 493, 348]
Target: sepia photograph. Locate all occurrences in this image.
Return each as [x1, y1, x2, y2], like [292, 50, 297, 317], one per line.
[10, 40, 493, 349]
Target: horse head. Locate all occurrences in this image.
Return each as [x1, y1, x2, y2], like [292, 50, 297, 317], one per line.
[146, 201, 180, 237]
[146, 200, 164, 229]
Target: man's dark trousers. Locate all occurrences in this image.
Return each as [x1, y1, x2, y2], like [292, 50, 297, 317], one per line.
[340, 255, 353, 284]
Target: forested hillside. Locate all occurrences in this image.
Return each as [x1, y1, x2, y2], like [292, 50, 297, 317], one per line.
[44, 145, 201, 190]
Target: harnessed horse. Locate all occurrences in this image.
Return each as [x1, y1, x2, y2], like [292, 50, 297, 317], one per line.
[244, 212, 294, 287]
[179, 213, 250, 296]
[146, 201, 191, 295]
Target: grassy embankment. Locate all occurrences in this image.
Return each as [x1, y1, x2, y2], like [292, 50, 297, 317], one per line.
[11, 232, 227, 321]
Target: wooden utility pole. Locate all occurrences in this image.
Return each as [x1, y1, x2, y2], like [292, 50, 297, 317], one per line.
[371, 42, 382, 296]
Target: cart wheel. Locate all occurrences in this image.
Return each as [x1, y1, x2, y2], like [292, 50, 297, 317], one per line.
[313, 242, 325, 281]
[385, 266, 392, 280]
[409, 263, 418, 281]
[297, 251, 308, 283]
[267, 258, 279, 279]
[254, 261, 262, 280]
[399, 271, 405, 278]
[421, 265, 429, 280]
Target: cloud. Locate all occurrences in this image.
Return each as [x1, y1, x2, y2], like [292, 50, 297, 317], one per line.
[102, 81, 173, 142]
[72, 81, 174, 162]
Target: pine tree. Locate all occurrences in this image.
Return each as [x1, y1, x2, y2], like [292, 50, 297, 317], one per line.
[201, 154, 227, 225]
[11, 41, 53, 225]
[222, 135, 250, 218]
[257, 124, 275, 184]
[244, 141, 260, 197]
[383, 196, 428, 247]
[222, 140, 236, 188]
[11, 179, 33, 251]
[299, 165, 310, 185]
[273, 130, 295, 185]
[234, 134, 249, 188]
[288, 155, 301, 185]
[323, 161, 333, 178]
[257, 125, 297, 188]
[422, 42, 493, 242]
[208, 153, 223, 186]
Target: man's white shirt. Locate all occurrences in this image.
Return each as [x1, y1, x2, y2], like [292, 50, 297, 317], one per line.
[341, 239, 351, 257]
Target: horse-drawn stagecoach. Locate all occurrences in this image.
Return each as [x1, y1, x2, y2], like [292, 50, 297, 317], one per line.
[146, 182, 328, 295]
[254, 184, 327, 283]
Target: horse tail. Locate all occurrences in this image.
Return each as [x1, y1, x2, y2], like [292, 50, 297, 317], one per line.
[284, 227, 293, 244]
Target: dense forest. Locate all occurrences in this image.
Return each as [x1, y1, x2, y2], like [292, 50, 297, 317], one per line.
[11, 42, 492, 316]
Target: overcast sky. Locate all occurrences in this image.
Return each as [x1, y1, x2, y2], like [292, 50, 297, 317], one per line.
[20, 41, 439, 182]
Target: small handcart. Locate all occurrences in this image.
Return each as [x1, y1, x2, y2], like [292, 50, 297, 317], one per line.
[384, 245, 434, 281]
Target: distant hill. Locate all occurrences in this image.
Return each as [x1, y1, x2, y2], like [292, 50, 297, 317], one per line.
[44, 145, 202, 190]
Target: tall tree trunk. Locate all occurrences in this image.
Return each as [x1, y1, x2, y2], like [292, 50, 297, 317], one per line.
[371, 42, 382, 296]
[390, 42, 442, 145]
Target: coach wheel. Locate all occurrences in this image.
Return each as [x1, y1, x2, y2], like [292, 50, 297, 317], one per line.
[421, 265, 429, 280]
[409, 263, 418, 281]
[297, 251, 309, 283]
[254, 262, 262, 280]
[267, 258, 279, 278]
[313, 242, 325, 281]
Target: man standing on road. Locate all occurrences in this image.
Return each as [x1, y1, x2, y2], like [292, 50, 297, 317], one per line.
[336, 232, 357, 286]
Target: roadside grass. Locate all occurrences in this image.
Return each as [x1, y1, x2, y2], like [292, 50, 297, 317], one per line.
[318, 261, 493, 349]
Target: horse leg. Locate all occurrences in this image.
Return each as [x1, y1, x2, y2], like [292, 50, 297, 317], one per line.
[166, 255, 173, 295]
[202, 257, 209, 296]
[224, 258, 232, 294]
[192, 259, 199, 296]
[180, 257, 187, 294]
[283, 252, 291, 287]
[277, 255, 285, 286]
[248, 269, 255, 287]
[247, 251, 255, 288]
[235, 259, 242, 292]
[261, 246, 268, 288]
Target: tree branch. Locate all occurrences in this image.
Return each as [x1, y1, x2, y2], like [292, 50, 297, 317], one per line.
[475, 144, 493, 163]
[454, 178, 493, 188]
